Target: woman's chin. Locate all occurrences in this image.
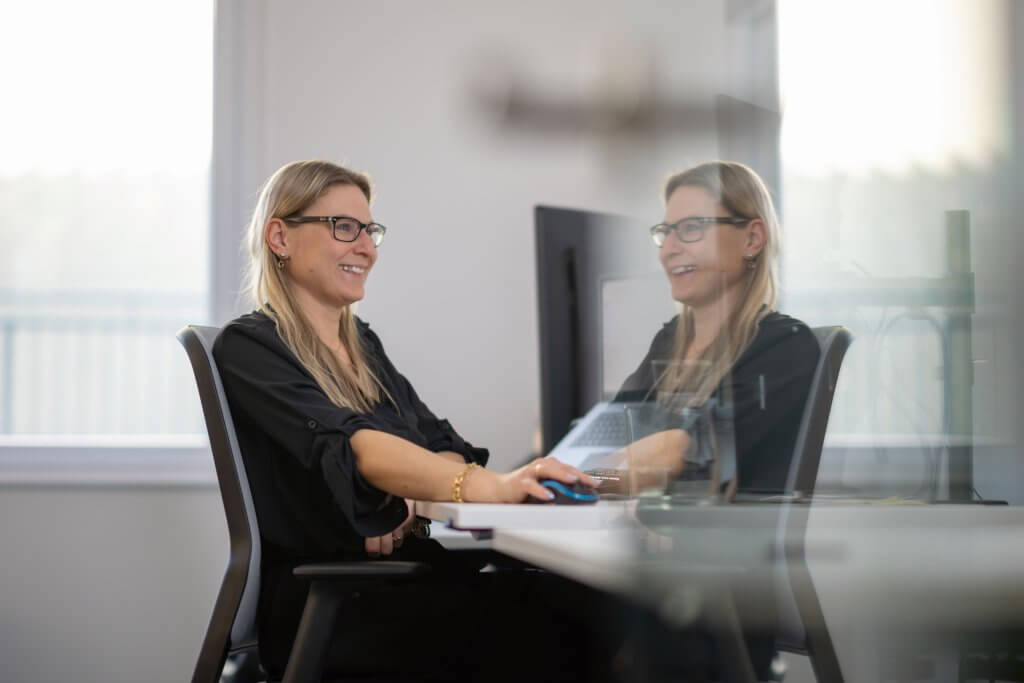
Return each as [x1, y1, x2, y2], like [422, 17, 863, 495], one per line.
[672, 289, 720, 310]
[670, 285, 700, 307]
[331, 288, 364, 309]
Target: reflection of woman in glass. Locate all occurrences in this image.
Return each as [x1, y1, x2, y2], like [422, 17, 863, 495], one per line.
[618, 161, 819, 498]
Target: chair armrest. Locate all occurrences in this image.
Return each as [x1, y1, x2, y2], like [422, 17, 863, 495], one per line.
[292, 561, 429, 579]
[284, 561, 430, 682]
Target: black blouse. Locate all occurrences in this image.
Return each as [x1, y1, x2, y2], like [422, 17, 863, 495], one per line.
[616, 311, 820, 493]
[213, 310, 488, 560]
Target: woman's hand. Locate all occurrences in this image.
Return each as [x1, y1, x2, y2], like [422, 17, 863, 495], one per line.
[364, 498, 417, 557]
[617, 428, 689, 493]
[464, 457, 599, 503]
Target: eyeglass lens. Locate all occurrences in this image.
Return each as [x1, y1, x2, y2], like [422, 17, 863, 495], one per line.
[652, 219, 708, 246]
[333, 218, 384, 246]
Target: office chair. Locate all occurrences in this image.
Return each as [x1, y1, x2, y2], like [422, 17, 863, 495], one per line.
[178, 325, 427, 683]
[774, 325, 853, 683]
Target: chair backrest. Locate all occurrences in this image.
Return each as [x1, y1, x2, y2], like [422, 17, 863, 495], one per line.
[178, 325, 262, 682]
[785, 326, 853, 500]
[774, 325, 852, 680]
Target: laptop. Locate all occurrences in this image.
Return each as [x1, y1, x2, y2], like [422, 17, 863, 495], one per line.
[546, 274, 737, 498]
[545, 400, 635, 472]
[548, 385, 736, 500]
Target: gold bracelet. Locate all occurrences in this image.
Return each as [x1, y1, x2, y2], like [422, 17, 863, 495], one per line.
[452, 463, 481, 503]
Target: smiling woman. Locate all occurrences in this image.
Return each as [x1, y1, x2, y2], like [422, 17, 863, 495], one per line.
[612, 161, 821, 681]
[241, 163, 385, 413]
[213, 159, 607, 680]
[619, 161, 818, 496]
[273, 187, 381, 310]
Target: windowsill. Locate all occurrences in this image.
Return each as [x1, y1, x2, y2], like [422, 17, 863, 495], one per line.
[0, 435, 217, 487]
[824, 433, 1007, 448]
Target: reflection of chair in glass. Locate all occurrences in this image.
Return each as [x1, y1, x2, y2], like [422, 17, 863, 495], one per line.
[785, 326, 854, 502]
[177, 325, 427, 683]
[775, 325, 853, 683]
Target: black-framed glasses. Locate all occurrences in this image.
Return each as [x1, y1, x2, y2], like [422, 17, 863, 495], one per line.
[283, 215, 387, 246]
[649, 216, 751, 247]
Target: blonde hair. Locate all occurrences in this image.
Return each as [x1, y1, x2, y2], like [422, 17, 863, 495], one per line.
[656, 161, 781, 407]
[243, 160, 387, 413]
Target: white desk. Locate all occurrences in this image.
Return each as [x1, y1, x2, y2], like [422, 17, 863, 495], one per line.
[415, 499, 633, 532]
[487, 503, 1024, 683]
[490, 506, 786, 626]
[426, 524, 488, 550]
[487, 505, 1024, 608]
[801, 504, 1024, 626]
[491, 527, 638, 596]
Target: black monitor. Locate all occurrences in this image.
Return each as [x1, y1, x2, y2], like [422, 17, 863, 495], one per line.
[534, 205, 671, 453]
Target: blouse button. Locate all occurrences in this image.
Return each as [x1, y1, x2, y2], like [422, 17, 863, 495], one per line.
[307, 419, 317, 430]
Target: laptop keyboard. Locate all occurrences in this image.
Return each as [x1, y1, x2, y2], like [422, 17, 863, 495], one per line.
[569, 410, 629, 447]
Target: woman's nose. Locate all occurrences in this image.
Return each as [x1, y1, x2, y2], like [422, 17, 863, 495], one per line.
[662, 230, 687, 253]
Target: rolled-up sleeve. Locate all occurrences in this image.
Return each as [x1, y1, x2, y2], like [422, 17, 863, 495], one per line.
[214, 322, 407, 538]
[419, 415, 489, 466]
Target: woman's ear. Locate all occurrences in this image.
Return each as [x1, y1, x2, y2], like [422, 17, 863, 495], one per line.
[745, 218, 767, 257]
[265, 218, 289, 257]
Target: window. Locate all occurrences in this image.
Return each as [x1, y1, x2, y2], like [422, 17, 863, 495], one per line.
[0, 1, 213, 438]
[777, 0, 1014, 499]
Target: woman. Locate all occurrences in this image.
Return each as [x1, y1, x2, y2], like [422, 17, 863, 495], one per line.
[613, 161, 820, 681]
[618, 160, 820, 498]
[213, 160, 599, 681]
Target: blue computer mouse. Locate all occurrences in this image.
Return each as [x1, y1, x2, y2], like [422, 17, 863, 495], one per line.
[533, 479, 599, 505]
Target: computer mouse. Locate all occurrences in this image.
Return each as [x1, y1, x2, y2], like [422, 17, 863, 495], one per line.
[533, 479, 599, 505]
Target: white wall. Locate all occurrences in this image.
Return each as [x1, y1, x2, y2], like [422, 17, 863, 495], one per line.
[0, 486, 224, 683]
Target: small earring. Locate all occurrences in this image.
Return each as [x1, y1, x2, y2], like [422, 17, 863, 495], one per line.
[276, 253, 287, 269]
[744, 254, 757, 270]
